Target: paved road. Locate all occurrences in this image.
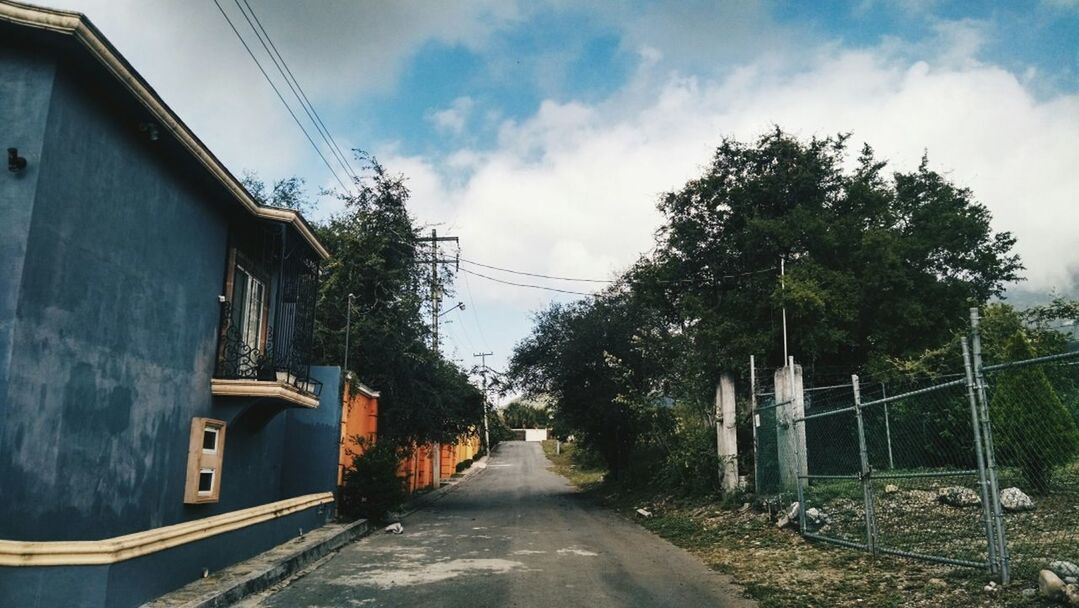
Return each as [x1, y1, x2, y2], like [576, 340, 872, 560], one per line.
[247, 441, 753, 608]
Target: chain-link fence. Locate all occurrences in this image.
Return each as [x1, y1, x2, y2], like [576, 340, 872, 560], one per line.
[980, 354, 1079, 581]
[754, 308, 1079, 584]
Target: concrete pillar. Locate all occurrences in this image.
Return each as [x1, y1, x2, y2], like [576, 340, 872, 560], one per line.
[432, 442, 441, 489]
[774, 362, 806, 492]
[716, 372, 739, 493]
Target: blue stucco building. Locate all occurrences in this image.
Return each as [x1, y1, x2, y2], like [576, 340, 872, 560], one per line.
[0, 2, 344, 606]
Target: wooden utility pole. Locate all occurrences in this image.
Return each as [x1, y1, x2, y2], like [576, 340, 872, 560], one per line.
[416, 228, 459, 489]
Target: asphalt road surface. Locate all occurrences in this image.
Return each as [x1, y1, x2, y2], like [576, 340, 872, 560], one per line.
[246, 441, 753, 608]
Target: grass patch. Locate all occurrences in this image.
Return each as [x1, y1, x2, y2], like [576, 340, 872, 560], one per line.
[542, 445, 1063, 607]
[541, 439, 606, 489]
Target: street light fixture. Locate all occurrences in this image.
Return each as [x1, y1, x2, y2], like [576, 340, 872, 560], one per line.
[438, 301, 464, 318]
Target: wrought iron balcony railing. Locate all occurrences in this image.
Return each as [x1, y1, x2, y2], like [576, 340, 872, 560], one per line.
[214, 301, 322, 398]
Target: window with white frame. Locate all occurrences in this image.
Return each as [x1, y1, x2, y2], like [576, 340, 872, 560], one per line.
[232, 264, 267, 352]
[185, 417, 226, 504]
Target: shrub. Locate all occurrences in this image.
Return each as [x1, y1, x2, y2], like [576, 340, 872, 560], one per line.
[656, 421, 719, 496]
[455, 458, 472, 472]
[990, 333, 1079, 492]
[339, 439, 407, 521]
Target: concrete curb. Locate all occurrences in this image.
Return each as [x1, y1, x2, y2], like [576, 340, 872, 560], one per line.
[145, 452, 492, 607]
[143, 518, 370, 608]
[396, 454, 490, 519]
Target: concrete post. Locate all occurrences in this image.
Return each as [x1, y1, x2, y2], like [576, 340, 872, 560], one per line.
[774, 359, 806, 492]
[432, 442, 441, 490]
[716, 372, 739, 493]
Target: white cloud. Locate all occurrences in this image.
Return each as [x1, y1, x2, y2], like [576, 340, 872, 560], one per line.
[386, 33, 1079, 315]
[46, 0, 525, 196]
[429, 97, 476, 135]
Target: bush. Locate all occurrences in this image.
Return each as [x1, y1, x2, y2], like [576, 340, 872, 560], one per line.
[339, 439, 407, 521]
[455, 458, 473, 472]
[990, 333, 1079, 492]
[656, 421, 719, 496]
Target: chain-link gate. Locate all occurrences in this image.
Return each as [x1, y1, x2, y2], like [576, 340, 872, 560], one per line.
[756, 308, 1079, 584]
[792, 340, 1005, 576]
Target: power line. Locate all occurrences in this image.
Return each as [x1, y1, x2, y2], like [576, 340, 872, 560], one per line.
[460, 258, 614, 283]
[235, 0, 359, 183]
[460, 256, 777, 285]
[459, 266, 492, 351]
[460, 267, 597, 297]
[211, 0, 352, 194]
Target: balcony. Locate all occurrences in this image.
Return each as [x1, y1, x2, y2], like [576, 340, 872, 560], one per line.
[212, 301, 322, 409]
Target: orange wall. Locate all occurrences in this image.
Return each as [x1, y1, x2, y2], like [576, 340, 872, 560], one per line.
[338, 381, 379, 486]
[338, 380, 482, 494]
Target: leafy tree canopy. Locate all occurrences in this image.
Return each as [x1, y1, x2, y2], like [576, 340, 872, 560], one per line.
[511, 128, 1024, 474]
[311, 154, 482, 447]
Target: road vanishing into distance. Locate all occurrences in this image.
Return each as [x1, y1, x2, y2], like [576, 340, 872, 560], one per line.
[243, 441, 754, 608]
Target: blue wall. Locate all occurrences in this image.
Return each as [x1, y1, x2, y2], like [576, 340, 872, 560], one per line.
[0, 55, 229, 542]
[0, 48, 55, 458]
[283, 366, 344, 500]
[0, 40, 345, 608]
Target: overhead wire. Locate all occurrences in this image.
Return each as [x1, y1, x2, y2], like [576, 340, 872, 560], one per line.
[459, 258, 613, 283]
[211, 0, 352, 194]
[460, 268, 597, 297]
[460, 256, 777, 285]
[459, 258, 492, 351]
[235, 0, 360, 184]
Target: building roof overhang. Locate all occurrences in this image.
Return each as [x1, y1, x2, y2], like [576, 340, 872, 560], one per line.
[0, 0, 330, 260]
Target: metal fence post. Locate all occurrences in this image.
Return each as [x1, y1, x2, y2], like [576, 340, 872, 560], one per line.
[882, 383, 895, 470]
[962, 338, 999, 575]
[970, 307, 1010, 584]
[852, 375, 877, 554]
[750, 355, 760, 495]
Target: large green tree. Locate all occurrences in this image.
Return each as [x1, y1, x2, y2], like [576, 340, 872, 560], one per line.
[648, 129, 1020, 395]
[510, 129, 1024, 478]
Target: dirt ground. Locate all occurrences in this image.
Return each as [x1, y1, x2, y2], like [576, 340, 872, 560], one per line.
[541, 441, 1066, 608]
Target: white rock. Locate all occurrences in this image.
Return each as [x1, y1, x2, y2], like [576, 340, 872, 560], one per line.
[1041, 569, 1066, 600]
[1052, 561, 1079, 578]
[884, 484, 899, 494]
[1021, 588, 1037, 599]
[636, 508, 653, 518]
[383, 522, 404, 534]
[786, 501, 800, 521]
[1000, 487, 1035, 512]
[927, 578, 947, 589]
[804, 507, 829, 526]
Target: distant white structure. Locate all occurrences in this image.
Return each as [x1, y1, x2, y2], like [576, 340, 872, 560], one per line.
[512, 428, 549, 442]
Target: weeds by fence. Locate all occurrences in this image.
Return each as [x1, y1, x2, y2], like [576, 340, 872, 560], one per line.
[755, 308, 1079, 584]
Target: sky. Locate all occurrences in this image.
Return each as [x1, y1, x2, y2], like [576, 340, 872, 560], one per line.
[51, 0, 1079, 390]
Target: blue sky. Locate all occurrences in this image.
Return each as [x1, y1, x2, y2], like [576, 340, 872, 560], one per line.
[53, 0, 1079, 392]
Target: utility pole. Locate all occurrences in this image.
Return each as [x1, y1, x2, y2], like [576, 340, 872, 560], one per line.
[474, 352, 494, 455]
[343, 293, 355, 375]
[416, 228, 459, 489]
[780, 257, 789, 362]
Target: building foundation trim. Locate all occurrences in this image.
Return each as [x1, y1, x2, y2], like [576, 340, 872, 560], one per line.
[0, 492, 334, 566]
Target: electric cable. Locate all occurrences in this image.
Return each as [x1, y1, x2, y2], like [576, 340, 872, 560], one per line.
[459, 268, 597, 297]
[236, 0, 360, 183]
[211, 0, 352, 194]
